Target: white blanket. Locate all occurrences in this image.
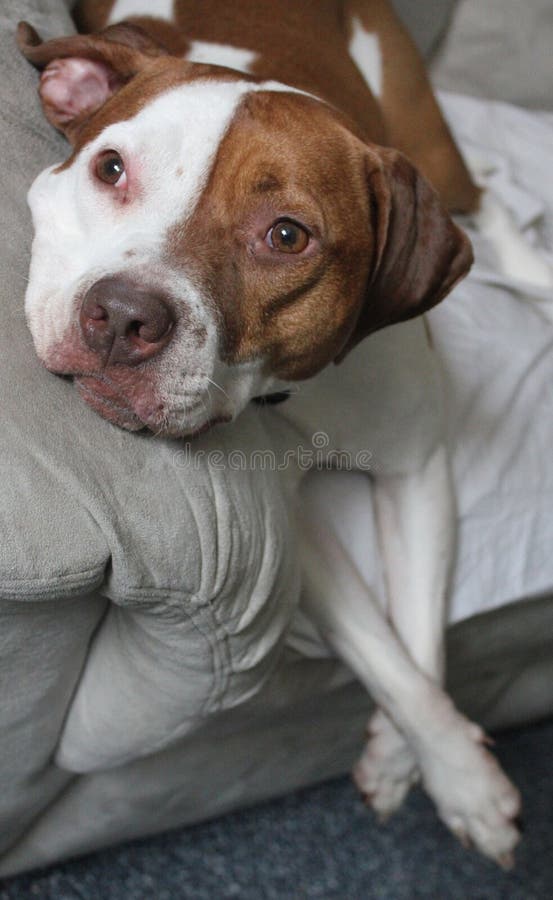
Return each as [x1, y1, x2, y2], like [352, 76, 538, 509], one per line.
[314, 92, 553, 626]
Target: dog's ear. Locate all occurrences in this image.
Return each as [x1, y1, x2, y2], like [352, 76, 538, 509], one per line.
[17, 21, 164, 142]
[336, 147, 473, 361]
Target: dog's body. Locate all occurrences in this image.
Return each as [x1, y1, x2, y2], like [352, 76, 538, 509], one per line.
[18, 0, 521, 864]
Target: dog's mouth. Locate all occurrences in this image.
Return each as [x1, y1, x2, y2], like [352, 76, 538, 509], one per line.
[74, 376, 231, 438]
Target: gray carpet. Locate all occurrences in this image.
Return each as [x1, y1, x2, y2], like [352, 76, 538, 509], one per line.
[1, 719, 552, 899]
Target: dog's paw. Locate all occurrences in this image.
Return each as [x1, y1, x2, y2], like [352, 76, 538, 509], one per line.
[417, 717, 521, 867]
[353, 710, 419, 820]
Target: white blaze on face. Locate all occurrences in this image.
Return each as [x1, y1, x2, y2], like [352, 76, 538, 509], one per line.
[107, 0, 175, 25]
[186, 40, 258, 75]
[348, 18, 382, 99]
[26, 81, 249, 352]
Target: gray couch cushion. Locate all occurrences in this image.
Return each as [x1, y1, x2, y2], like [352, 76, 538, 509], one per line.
[0, 1, 103, 602]
[0, 0, 300, 798]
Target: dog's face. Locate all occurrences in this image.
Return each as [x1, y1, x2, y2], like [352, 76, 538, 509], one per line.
[19, 22, 472, 437]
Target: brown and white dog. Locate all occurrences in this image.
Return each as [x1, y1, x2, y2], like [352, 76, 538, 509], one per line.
[18, 0, 521, 865]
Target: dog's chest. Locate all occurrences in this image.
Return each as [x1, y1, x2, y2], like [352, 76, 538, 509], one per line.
[277, 319, 445, 479]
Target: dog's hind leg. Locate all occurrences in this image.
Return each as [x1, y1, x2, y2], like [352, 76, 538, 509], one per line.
[345, 0, 553, 289]
[344, 0, 480, 214]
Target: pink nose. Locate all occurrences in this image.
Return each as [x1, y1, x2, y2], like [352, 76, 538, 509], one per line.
[80, 277, 176, 366]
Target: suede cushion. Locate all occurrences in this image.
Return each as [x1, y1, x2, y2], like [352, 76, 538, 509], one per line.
[0, 0, 299, 771]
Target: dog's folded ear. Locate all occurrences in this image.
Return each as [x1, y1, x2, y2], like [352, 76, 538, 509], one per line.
[17, 21, 164, 142]
[336, 147, 473, 361]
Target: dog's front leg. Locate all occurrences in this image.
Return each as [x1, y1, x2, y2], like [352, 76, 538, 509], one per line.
[297, 474, 520, 866]
[355, 442, 455, 817]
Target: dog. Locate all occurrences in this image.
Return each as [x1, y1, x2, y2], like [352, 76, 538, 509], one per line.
[18, 0, 521, 865]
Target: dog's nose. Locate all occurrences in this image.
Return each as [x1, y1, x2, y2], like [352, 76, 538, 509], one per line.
[80, 277, 176, 365]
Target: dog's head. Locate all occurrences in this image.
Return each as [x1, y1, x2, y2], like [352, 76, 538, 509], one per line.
[18, 21, 472, 437]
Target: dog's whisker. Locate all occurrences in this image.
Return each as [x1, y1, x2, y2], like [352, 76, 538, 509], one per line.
[205, 376, 230, 402]
[8, 271, 31, 286]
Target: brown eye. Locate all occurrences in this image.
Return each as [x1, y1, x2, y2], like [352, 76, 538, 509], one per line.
[268, 220, 310, 254]
[95, 150, 125, 185]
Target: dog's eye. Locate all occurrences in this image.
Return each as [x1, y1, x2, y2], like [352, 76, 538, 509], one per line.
[95, 150, 125, 185]
[267, 220, 310, 254]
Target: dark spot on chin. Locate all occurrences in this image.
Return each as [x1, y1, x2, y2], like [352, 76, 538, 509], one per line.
[124, 249, 136, 258]
[191, 323, 207, 347]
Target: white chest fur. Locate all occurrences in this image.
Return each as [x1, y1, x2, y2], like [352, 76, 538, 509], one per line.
[278, 318, 444, 477]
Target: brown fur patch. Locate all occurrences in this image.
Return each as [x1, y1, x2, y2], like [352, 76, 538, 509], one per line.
[167, 91, 378, 380]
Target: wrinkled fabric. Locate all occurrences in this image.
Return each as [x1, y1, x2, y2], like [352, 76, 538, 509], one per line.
[435, 92, 553, 622]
